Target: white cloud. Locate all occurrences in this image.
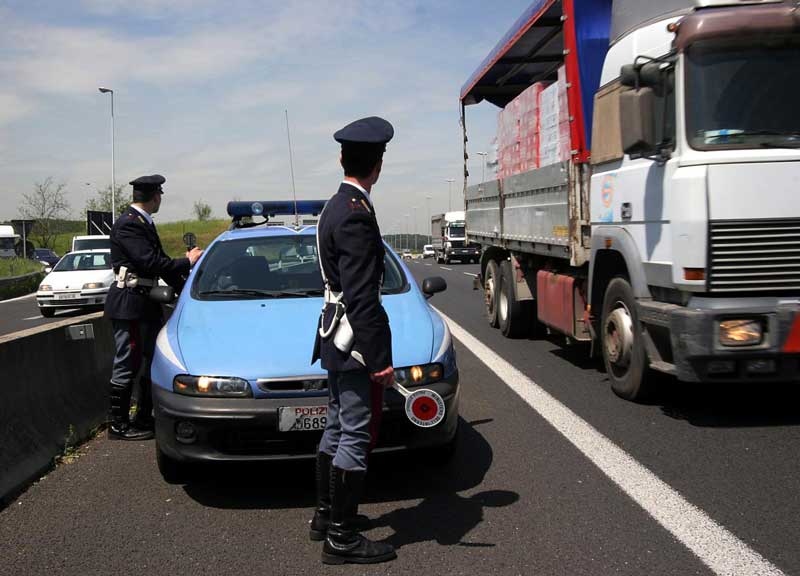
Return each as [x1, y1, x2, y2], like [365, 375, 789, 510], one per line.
[0, 93, 35, 126]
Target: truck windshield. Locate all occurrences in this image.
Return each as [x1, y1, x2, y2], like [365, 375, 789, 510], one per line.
[449, 226, 466, 237]
[685, 38, 800, 150]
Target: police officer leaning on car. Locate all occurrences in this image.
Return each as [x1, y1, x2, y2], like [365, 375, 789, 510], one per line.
[310, 117, 397, 565]
[104, 175, 203, 441]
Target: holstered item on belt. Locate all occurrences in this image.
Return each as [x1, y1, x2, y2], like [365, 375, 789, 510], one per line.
[116, 266, 157, 289]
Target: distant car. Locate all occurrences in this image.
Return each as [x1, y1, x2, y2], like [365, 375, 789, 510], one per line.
[33, 248, 60, 267]
[36, 250, 114, 317]
[150, 200, 459, 482]
[71, 235, 111, 252]
[422, 245, 435, 258]
[401, 249, 413, 260]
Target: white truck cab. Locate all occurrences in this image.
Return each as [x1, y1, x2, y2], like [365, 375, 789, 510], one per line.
[0, 225, 20, 258]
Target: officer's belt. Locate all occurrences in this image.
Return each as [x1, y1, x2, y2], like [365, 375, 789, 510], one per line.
[115, 266, 157, 289]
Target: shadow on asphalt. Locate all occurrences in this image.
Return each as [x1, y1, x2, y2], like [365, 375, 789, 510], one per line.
[183, 417, 508, 525]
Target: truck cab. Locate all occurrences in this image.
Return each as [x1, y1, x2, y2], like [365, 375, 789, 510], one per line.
[0, 225, 20, 259]
[431, 211, 482, 264]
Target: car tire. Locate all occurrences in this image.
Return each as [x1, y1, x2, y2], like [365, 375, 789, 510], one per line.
[156, 442, 189, 484]
[484, 260, 500, 328]
[498, 260, 532, 338]
[600, 276, 651, 402]
[40, 307, 55, 318]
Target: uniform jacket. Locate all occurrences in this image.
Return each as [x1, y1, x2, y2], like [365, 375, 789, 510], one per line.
[104, 207, 190, 320]
[312, 183, 392, 373]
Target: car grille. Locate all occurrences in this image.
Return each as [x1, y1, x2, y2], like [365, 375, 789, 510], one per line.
[257, 377, 328, 393]
[709, 219, 800, 293]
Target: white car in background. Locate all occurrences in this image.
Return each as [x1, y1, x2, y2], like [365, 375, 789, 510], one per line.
[422, 244, 435, 259]
[37, 251, 114, 317]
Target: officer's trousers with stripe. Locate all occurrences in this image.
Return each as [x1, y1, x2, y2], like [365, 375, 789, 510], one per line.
[319, 371, 383, 471]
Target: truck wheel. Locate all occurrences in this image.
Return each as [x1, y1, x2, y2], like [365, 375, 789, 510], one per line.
[484, 260, 500, 328]
[156, 442, 189, 484]
[498, 260, 531, 338]
[601, 277, 649, 401]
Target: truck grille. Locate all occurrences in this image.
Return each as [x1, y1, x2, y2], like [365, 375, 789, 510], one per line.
[709, 219, 800, 293]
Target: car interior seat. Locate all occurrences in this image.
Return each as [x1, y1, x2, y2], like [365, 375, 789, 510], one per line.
[229, 255, 274, 290]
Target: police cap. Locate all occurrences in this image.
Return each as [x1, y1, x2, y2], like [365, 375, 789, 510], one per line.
[334, 116, 394, 145]
[129, 174, 165, 202]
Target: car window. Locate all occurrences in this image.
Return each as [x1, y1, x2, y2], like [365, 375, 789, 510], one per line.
[53, 252, 111, 271]
[193, 235, 407, 299]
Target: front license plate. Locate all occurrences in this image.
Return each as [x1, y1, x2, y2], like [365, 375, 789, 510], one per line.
[54, 293, 80, 300]
[278, 406, 327, 432]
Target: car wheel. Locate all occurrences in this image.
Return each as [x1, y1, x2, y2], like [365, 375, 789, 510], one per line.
[498, 260, 532, 338]
[601, 277, 650, 401]
[40, 307, 55, 318]
[484, 260, 500, 328]
[156, 442, 189, 484]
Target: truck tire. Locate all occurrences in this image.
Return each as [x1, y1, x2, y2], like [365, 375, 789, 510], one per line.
[498, 260, 531, 338]
[600, 277, 650, 401]
[484, 260, 500, 327]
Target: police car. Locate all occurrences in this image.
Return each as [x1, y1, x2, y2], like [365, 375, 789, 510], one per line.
[150, 201, 460, 481]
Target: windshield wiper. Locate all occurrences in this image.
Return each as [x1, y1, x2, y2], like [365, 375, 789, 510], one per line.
[198, 288, 325, 299]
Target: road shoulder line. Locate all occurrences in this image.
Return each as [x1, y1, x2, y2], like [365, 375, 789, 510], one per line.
[436, 307, 786, 576]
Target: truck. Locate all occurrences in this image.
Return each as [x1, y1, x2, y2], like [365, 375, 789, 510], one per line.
[0, 225, 20, 259]
[461, 0, 800, 401]
[431, 211, 482, 264]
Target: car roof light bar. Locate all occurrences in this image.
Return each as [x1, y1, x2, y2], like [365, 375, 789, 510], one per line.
[227, 200, 327, 229]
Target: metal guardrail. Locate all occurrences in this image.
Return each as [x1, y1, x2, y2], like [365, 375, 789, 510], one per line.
[0, 270, 44, 301]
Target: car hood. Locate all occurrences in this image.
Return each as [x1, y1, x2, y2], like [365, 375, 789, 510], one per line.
[44, 269, 114, 289]
[175, 293, 434, 380]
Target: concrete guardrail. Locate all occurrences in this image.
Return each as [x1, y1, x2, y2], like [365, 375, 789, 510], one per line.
[0, 312, 112, 504]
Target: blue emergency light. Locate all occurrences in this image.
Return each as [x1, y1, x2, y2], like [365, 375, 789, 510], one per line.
[226, 200, 327, 219]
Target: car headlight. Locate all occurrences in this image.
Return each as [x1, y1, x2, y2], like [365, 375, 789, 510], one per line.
[82, 282, 106, 289]
[394, 363, 444, 387]
[39, 284, 52, 291]
[173, 375, 253, 397]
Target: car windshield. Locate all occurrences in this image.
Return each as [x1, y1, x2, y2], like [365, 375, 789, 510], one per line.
[53, 252, 111, 271]
[686, 38, 800, 150]
[193, 234, 407, 300]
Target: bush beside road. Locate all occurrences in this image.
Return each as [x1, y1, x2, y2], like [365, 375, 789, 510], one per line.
[0, 259, 45, 301]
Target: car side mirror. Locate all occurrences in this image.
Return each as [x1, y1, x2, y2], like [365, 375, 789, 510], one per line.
[620, 87, 657, 158]
[150, 285, 176, 304]
[422, 276, 447, 299]
[44, 267, 52, 274]
[183, 232, 197, 250]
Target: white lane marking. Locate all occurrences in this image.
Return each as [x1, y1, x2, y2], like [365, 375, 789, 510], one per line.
[424, 264, 432, 267]
[24, 315, 43, 321]
[0, 292, 37, 304]
[440, 266, 453, 271]
[437, 308, 786, 576]
[463, 272, 478, 278]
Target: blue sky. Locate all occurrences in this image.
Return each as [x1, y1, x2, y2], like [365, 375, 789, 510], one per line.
[1, 0, 532, 234]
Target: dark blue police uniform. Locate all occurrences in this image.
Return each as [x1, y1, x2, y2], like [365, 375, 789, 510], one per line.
[309, 117, 398, 564]
[104, 175, 190, 441]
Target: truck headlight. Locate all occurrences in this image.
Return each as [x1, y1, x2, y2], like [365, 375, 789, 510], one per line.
[173, 375, 253, 397]
[83, 282, 105, 289]
[395, 363, 443, 387]
[719, 319, 763, 347]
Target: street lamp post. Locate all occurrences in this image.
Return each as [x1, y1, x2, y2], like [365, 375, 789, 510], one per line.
[446, 178, 455, 211]
[425, 195, 432, 245]
[412, 205, 418, 251]
[98, 87, 116, 223]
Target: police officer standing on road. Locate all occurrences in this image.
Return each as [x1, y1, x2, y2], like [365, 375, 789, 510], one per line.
[104, 175, 203, 440]
[310, 117, 397, 565]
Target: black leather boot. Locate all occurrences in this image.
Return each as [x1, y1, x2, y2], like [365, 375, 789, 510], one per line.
[108, 382, 154, 441]
[310, 453, 370, 541]
[321, 467, 396, 565]
[131, 378, 155, 431]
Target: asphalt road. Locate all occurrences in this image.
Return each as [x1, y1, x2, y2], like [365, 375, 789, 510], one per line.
[1, 258, 798, 575]
[0, 292, 100, 336]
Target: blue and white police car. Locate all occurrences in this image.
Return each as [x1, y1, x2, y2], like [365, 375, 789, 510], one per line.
[150, 201, 460, 481]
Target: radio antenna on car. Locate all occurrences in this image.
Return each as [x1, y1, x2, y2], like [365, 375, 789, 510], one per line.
[285, 109, 300, 228]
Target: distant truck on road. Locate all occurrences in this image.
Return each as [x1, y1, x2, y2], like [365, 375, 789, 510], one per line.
[431, 211, 481, 264]
[461, 0, 800, 401]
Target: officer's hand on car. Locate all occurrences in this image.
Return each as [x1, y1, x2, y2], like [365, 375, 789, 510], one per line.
[370, 365, 395, 389]
[186, 247, 204, 266]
